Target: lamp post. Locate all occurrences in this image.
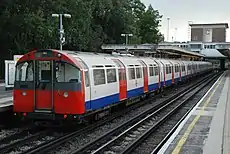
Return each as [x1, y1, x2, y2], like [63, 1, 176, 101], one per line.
[167, 17, 170, 42]
[121, 33, 133, 45]
[52, 13, 71, 51]
[174, 28, 177, 41]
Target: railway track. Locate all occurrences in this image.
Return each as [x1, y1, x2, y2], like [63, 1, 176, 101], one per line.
[5, 72, 217, 154]
[0, 126, 50, 154]
[68, 72, 221, 154]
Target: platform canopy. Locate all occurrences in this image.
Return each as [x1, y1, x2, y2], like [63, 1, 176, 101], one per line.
[101, 44, 204, 59]
[200, 49, 227, 58]
[157, 45, 204, 57]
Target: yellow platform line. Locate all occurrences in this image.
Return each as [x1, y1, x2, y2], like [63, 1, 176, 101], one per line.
[171, 74, 224, 154]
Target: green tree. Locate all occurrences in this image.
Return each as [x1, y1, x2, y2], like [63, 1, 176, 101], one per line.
[139, 5, 163, 44]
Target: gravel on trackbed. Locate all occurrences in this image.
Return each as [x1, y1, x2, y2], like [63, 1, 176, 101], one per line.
[131, 76, 216, 154]
[47, 78, 206, 154]
[0, 128, 25, 140]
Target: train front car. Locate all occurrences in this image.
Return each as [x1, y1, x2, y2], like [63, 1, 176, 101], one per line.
[13, 49, 85, 122]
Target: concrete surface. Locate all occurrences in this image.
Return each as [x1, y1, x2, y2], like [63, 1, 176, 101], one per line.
[158, 71, 230, 154]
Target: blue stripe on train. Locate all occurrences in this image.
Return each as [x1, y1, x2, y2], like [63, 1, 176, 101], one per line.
[148, 83, 159, 91]
[85, 78, 181, 111]
[85, 93, 120, 111]
[127, 87, 144, 98]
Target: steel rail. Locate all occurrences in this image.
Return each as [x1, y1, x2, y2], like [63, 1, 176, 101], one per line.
[69, 72, 220, 154]
[20, 71, 216, 154]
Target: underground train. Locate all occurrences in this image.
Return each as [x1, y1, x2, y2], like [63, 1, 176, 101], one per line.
[13, 49, 213, 122]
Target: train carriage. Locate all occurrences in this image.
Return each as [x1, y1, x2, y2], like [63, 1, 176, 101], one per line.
[76, 54, 120, 111]
[121, 57, 145, 98]
[140, 58, 159, 92]
[13, 49, 213, 122]
[180, 61, 187, 80]
[158, 59, 173, 86]
[169, 60, 181, 84]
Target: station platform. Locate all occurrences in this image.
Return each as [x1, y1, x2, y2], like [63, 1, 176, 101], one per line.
[158, 70, 230, 154]
[0, 85, 13, 111]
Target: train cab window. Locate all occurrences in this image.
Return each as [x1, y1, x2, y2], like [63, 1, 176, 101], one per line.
[136, 67, 142, 78]
[128, 67, 135, 80]
[93, 69, 105, 85]
[16, 61, 33, 82]
[55, 62, 81, 83]
[106, 68, 117, 83]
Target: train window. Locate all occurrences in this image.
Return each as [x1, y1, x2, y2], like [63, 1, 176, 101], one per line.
[107, 68, 117, 83]
[149, 67, 154, 76]
[182, 65, 185, 71]
[15, 61, 33, 82]
[128, 68, 135, 80]
[56, 62, 81, 83]
[165, 65, 171, 74]
[166, 65, 171, 74]
[175, 65, 179, 72]
[188, 65, 191, 70]
[136, 67, 142, 78]
[84, 71, 90, 87]
[93, 69, 105, 85]
[38, 61, 52, 82]
[169, 66, 172, 73]
[154, 67, 159, 76]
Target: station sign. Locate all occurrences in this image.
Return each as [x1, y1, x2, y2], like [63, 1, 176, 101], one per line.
[4, 55, 23, 90]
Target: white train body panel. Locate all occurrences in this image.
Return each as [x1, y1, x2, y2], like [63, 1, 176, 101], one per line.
[169, 60, 180, 82]
[74, 54, 119, 110]
[118, 57, 144, 98]
[64, 51, 213, 111]
[158, 59, 173, 86]
[141, 58, 159, 91]
[154, 59, 165, 87]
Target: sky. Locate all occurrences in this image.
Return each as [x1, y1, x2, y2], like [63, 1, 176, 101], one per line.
[141, 0, 230, 42]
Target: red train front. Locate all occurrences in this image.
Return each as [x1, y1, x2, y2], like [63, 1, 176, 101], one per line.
[13, 49, 85, 121]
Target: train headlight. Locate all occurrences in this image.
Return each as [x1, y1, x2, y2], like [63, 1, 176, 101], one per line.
[57, 53, 61, 58]
[63, 92, 68, 98]
[22, 91, 27, 96]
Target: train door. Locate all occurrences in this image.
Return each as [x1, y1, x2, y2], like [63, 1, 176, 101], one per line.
[138, 60, 148, 93]
[134, 64, 143, 94]
[179, 62, 182, 81]
[112, 59, 127, 100]
[34, 60, 54, 112]
[158, 61, 166, 87]
[84, 70, 91, 109]
[169, 61, 174, 84]
[75, 57, 91, 110]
